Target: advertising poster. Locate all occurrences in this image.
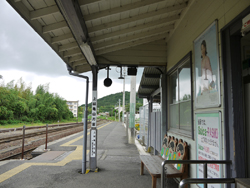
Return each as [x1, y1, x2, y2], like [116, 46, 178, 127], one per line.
[196, 112, 222, 188]
[194, 21, 221, 108]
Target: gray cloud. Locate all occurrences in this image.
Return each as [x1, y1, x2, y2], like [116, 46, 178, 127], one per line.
[0, 1, 143, 87]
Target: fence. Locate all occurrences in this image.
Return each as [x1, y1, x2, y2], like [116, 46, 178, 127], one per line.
[150, 109, 161, 153]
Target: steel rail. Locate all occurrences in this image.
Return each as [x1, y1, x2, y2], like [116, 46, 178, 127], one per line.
[0, 119, 106, 161]
[0, 122, 80, 133]
[179, 178, 235, 188]
[0, 123, 83, 144]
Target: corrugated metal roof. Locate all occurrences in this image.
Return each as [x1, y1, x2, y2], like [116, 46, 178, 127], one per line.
[138, 66, 165, 99]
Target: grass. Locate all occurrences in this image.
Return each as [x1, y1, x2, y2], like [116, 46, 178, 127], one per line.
[0, 116, 116, 129]
[0, 118, 82, 129]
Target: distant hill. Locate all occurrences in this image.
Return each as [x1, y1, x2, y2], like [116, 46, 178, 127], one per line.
[80, 91, 143, 113]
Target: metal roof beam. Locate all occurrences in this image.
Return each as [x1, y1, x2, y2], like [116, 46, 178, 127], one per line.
[56, 0, 97, 66]
[140, 85, 158, 89]
[88, 3, 187, 33]
[151, 88, 160, 97]
[69, 55, 85, 63]
[92, 17, 178, 42]
[51, 33, 74, 44]
[30, 5, 59, 20]
[145, 74, 161, 78]
[78, 0, 102, 6]
[72, 60, 88, 68]
[95, 33, 167, 55]
[93, 25, 173, 50]
[43, 21, 68, 34]
[84, 0, 166, 21]
[59, 42, 78, 52]
[63, 48, 82, 58]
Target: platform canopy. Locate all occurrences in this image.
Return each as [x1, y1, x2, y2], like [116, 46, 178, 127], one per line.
[7, 0, 192, 73]
[138, 67, 164, 101]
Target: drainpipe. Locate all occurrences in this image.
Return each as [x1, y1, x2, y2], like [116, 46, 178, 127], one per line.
[67, 66, 89, 174]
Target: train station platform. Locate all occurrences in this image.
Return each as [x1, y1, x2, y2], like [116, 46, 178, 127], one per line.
[0, 121, 178, 188]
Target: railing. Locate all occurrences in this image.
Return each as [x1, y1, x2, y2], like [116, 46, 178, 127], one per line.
[161, 160, 232, 188]
[179, 178, 235, 188]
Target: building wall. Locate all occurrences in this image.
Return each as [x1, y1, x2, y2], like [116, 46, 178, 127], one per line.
[165, 0, 250, 183]
[67, 101, 78, 117]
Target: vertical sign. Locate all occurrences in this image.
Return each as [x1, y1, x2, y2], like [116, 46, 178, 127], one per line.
[90, 90, 97, 161]
[196, 112, 222, 188]
[90, 129, 96, 157]
[92, 91, 97, 128]
[90, 91, 97, 159]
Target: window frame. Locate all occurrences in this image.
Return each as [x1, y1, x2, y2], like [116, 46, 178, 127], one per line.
[167, 52, 194, 139]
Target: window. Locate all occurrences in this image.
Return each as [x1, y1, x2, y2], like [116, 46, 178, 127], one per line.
[168, 53, 192, 135]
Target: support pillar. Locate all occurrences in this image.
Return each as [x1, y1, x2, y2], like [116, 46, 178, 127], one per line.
[122, 71, 125, 124]
[89, 66, 98, 172]
[147, 97, 152, 150]
[160, 74, 167, 140]
[128, 76, 136, 144]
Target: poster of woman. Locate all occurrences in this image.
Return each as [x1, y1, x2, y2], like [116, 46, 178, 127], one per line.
[194, 21, 220, 108]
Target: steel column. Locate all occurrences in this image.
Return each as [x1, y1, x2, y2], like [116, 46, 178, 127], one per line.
[68, 69, 89, 174]
[89, 66, 98, 171]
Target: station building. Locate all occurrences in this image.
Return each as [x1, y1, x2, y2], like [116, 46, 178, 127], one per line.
[6, 0, 250, 186]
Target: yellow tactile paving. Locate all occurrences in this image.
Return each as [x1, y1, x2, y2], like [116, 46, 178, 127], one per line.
[0, 122, 112, 183]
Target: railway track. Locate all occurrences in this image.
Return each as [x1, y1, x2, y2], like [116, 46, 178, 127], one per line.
[0, 119, 107, 161]
[0, 123, 83, 144]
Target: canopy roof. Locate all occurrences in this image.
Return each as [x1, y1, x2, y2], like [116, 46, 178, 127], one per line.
[7, 0, 191, 73]
[138, 67, 164, 101]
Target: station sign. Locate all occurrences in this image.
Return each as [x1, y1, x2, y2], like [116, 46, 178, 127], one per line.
[92, 91, 97, 127]
[196, 112, 222, 188]
[90, 129, 96, 157]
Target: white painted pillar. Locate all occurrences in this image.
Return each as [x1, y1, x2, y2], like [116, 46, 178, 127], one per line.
[128, 76, 136, 144]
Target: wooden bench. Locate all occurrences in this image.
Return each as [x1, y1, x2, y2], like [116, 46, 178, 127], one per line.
[140, 135, 189, 188]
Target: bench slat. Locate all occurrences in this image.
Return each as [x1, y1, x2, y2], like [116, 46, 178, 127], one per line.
[140, 155, 162, 176]
[140, 155, 184, 177]
[139, 136, 189, 188]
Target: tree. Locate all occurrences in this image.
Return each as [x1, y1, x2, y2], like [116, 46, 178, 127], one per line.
[0, 78, 74, 125]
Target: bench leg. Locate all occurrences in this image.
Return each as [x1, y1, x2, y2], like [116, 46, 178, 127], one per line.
[152, 176, 157, 188]
[140, 161, 144, 175]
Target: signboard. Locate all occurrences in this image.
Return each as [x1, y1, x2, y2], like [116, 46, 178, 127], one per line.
[92, 91, 97, 127]
[194, 21, 221, 108]
[196, 112, 222, 188]
[90, 129, 96, 157]
[241, 13, 250, 36]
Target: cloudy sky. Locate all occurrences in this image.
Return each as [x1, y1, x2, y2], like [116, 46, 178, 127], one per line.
[0, 1, 143, 105]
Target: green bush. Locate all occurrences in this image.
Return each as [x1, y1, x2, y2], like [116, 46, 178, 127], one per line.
[0, 79, 74, 125]
[0, 120, 8, 125]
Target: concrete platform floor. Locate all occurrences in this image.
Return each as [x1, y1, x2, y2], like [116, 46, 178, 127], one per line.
[0, 121, 178, 188]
